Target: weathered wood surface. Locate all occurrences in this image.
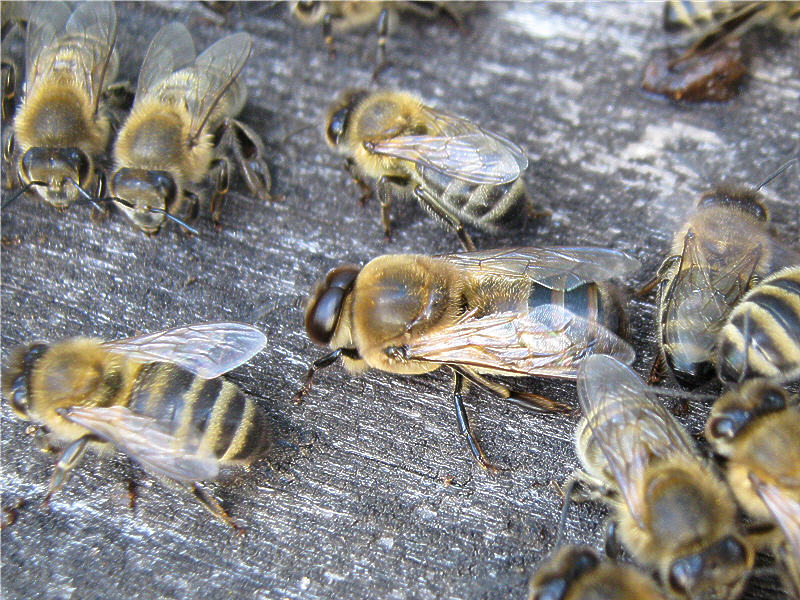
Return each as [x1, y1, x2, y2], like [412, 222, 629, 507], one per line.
[2, 2, 799, 599]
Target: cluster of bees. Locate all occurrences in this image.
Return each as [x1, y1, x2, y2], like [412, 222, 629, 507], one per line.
[1, 2, 799, 600]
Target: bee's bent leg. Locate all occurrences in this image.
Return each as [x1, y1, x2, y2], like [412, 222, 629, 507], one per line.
[209, 156, 231, 228]
[647, 350, 668, 385]
[456, 366, 570, 413]
[323, 13, 336, 57]
[372, 8, 391, 82]
[2, 130, 18, 190]
[345, 158, 373, 204]
[2, 58, 17, 121]
[637, 254, 680, 296]
[413, 185, 476, 252]
[222, 118, 273, 203]
[294, 348, 360, 404]
[182, 189, 201, 224]
[41, 434, 95, 508]
[604, 520, 624, 560]
[378, 175, 409, 241]
[1, 499, 25, 530]
[184, 482, 244, 534]
[451, 370, 504, 474]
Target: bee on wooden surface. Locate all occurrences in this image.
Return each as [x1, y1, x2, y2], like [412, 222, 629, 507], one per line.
[640, 169, 799, 385]
[573, 354, 754, 600]
[1, 323, 269, 530]
[528, 545, 667, 600]
[297, 246, 638, 471]
[6, 2, 118, 208]
[324, 89, 535, 251]
[705, 379, 800, 597]
[716, 265, 800, 385]
[109, 23, 272, 234]
[0, 0, 33, 122]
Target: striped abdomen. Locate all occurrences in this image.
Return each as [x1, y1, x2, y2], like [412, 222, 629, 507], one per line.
[717, 266, 800, 383]
[528, 281, 628, 338]
[415, 165, 528, 233]
[126, 363, 269, 470]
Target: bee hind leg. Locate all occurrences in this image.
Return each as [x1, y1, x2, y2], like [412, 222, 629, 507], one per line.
[219, 118, 274, 203]
[184, 482, 245, 535]
[41, 434, 95, 508]
[451, 371, 504, 474]
[456, 367, 570, 413]
[413, 185, 476, 252]
[378, 175, 409, 241]
[209, 157, 231, 228]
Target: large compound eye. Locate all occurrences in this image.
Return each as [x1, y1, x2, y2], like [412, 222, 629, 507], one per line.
[294, 0, 321, 17]
[7, 343, 48, 418]
[305, 266, 359, 345]
[153, 172, 177, 207]
[325, 106, 349, 147]
[759, 387, 786, 413]
[67, 148, 90, 185]
[708, 407, 751, 440]
[668, 554, 703, 594]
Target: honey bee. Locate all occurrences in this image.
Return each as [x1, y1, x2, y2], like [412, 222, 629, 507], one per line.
[704, 379, 800, 597]
[573, 354, 754, 599]
[1, 323, 269, 530]
[108, 23, 272, 234]
[8, 2, 118, 208]
[297, 246, 638, 470]
[716, 265, 800, 385]
[528, 545, 667, 600]
[324, 89, 533, 251]
[640, 171, 799, 385]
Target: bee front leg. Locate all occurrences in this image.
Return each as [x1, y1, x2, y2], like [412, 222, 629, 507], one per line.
[345, 158, 373, 204]
[219, 118, 274, 203]
[41, 434, 95, 508]
[413, 185, 476, 252]
[209, 157, 231, 228]
[455, 366, 570, 413]
[377, 175, 408, 241]
[183, 482, 244, 534]
[451, 370, 504, 474]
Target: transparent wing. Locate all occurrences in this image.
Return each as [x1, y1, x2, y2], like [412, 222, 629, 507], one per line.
[440, 247, 641, 291]
[369, 106, 528, 185]
[103, 322, 267, 378]
[186, 32, 251, 142]
[135, 22, 196, 102]
[25, 2, 72, 86]
[399, 305, 634, 378]
[61, 406, 219, 482]
[752, 475, 800, 570]
[577, 354, 698, 528]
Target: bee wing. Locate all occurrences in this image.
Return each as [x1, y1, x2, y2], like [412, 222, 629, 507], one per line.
[185, 32, 252, 142]
[103, 322, 267, 378]
[577, 354, 698, 528]
[135, 22, 196, 102]
[61, 405, 219, 482]
[751, 475, 800, 569]
[439, 247, 641, 291]
[369, 106, 527, 185]
[400, 305, 634, 378]
[25, 2, 71, 85]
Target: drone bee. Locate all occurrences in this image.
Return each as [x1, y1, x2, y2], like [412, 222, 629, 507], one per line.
[297, 246, 638, 471]
[528, 546, 667, 600]
[324, 89, 533, 251]
[716, 265, 800, 384]
[705, 379, 800, 597]
[1, 323, 269, 530]
[7, 2, 118, 208]
[641, 169, 799, 385]
[574, 354, 754, 599]
[109, 23, 271, 234]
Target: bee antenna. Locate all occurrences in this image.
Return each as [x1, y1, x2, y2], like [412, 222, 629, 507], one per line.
[756, 157, 799, 191]
[145, 207, 199, 236]
[554, 477, 579, 550]
[1, 180, 47, 210]
[63, 177, 111, 213]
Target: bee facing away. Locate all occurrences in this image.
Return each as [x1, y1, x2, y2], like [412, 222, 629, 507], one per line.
[324, 89, 533, 251]
[7, 2, 118, 208]
[109, 23, 272, 234]
[527, 545, 667, 600]
[640, 173, 799, 385]
[705, 379, 800, 597]
[573, 354, 754, 600]
[716, 265, 800, 385]
[1, 323, 269, 530]
[297, 246, 638, 471]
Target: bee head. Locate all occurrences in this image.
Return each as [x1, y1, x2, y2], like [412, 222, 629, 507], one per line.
[706, 380, 790, 443]
[2, 343, 49, 420]
[528, 546, 600, 600]
[324, 89, 369, 148]
[291, 1, 326, 24]
[305, 265, 360, 345]
[666, 535, 752, 600]
[19, 147, 92, 208]
[696, 186, 769, 222]
[110, 168, 178, 234]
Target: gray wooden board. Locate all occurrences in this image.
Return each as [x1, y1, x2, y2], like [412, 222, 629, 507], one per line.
[1, 2, 799, 599]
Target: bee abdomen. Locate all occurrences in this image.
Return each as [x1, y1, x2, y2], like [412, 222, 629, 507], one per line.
[717, 266, 800, 383]
[528, 282, 627, 337]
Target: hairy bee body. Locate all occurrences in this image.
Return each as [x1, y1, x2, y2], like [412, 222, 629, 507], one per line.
[664, 1, 800, 38]
[663, 1, 733, 31]
[716, 266, 800, 384]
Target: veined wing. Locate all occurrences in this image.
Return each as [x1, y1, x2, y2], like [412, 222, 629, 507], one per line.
[368, 105, 527, 185]
[25, 2, 73, 87]
[751, 474, 800, 571]
[439, 247, 640, 291]
[103, 322, 267, 378]
[397, 305, 634, 378]
[134, 22, 196, 103]
[577, 354, 698, 528]
[60, 405, 219, 482]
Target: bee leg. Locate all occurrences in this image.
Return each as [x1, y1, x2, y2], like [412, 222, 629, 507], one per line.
[184, 482, 244, 534]
[377, 175, 406, 240]
[41, 434, 94, 508]
[637, 255, 680, 296]
[345, 158, 373, 204]
[413, 185, 476, 252]
[456, 366, 570, 413]
[1, 499, 25, 530]
[294, 348, 360, 403]
[221, 118, 274, 203]
[451, 371, 504, 474]
[323, 13, 336, 57]
[647, 351, 669, 384]
[604, 520, 624, 560]
[209, 157, 231, 228]
[371, 8, 391, 82]
[2, 130, 18, 190]
[1, 58, 16, 122]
